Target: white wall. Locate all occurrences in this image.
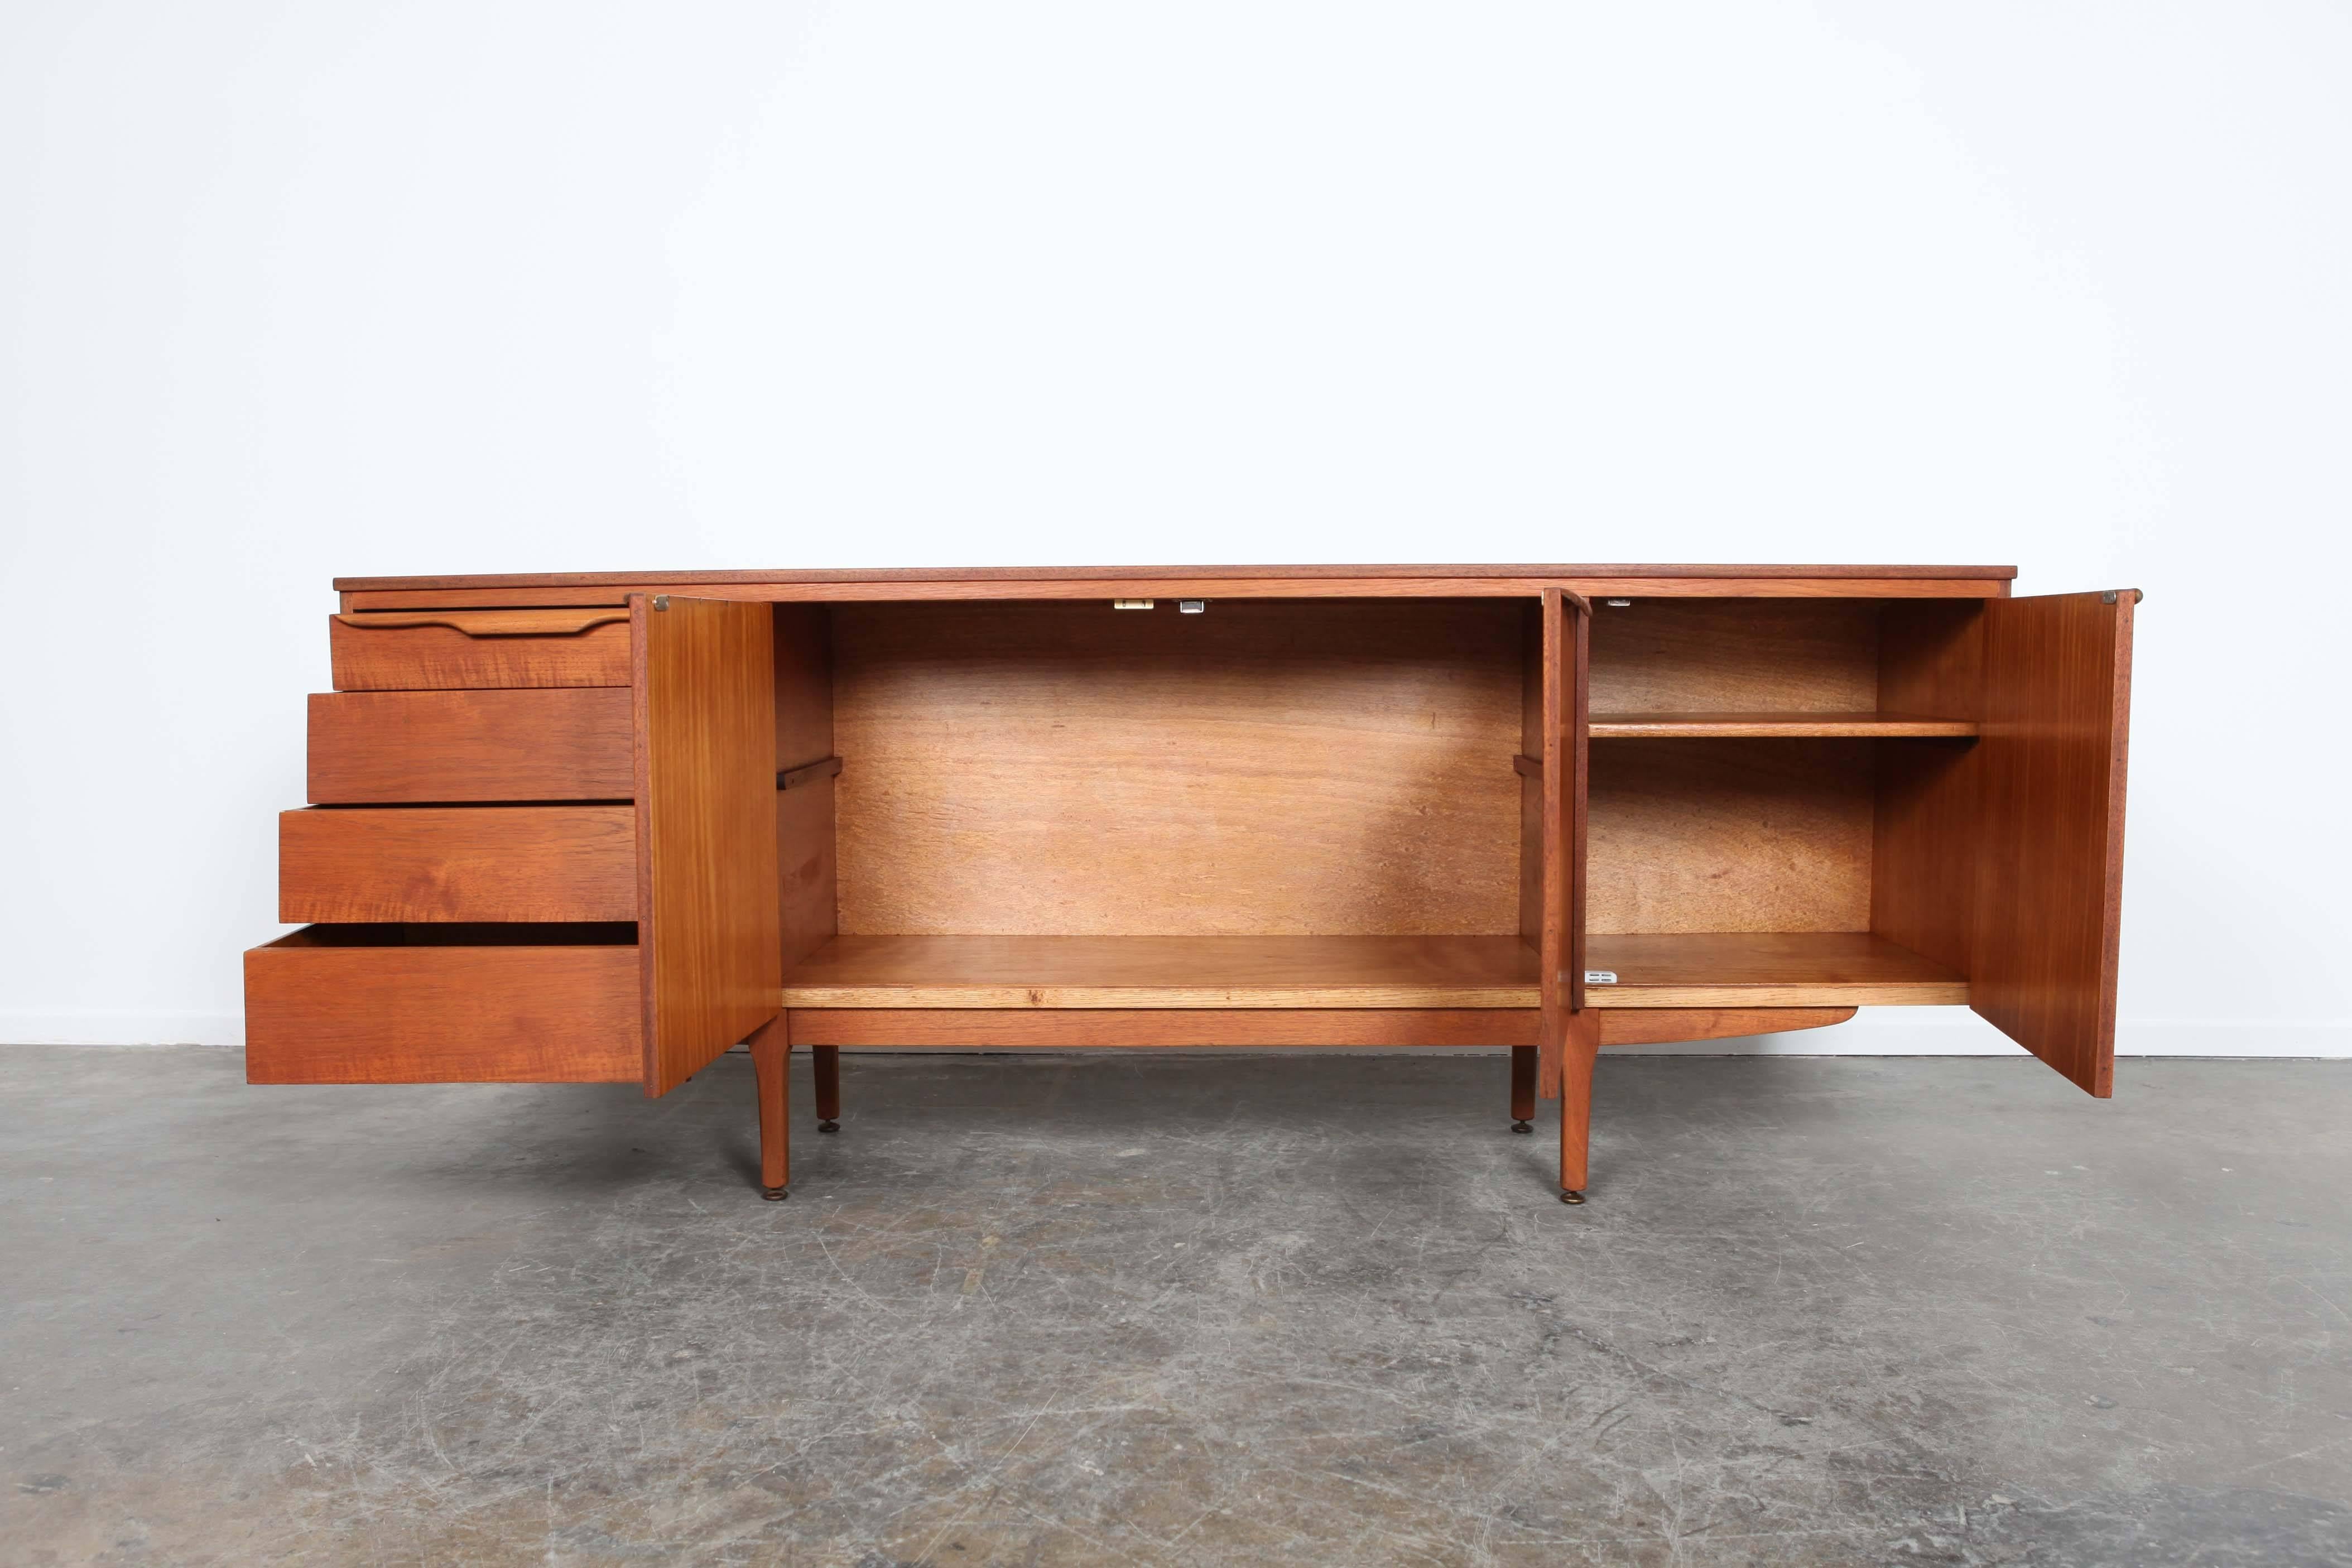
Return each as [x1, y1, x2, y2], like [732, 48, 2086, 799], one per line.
[3, 2, 2346, 1055]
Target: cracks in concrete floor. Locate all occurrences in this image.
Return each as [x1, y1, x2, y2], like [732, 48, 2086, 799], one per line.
[2, 1048, 2348, 1565]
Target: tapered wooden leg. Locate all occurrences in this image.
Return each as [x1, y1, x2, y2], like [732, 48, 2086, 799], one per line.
[1509, 1045, 1536, 1133]
[750, 1014, 789, 1200]
[814, 1044, 841, 1133]
[1559, 1010, 1600, 1204]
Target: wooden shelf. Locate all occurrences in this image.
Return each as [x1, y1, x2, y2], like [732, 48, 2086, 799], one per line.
[781, 931, 1968, 1011]
[1584, 932, 1968, 1008]
[1589, 711, 1977, 738]
[782, 935, 1541, 1009]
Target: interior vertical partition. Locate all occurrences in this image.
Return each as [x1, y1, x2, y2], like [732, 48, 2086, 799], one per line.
[244, 566, 2137, 1203]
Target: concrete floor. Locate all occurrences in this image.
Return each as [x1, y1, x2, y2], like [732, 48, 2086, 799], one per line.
[2, 1047, 2348, 1567]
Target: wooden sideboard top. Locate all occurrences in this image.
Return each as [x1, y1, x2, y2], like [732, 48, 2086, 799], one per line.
[339, 562, 2016, 590]
[335, 564, 2018, 608]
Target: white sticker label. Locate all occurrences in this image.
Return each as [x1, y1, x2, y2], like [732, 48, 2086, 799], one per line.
[1583, 970, 1618, 985]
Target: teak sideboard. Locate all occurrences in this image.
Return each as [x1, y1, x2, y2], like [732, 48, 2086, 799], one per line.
[243, 565, 2138, 1204]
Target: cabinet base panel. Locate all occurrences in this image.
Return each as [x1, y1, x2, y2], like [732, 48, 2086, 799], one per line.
[780, 934, 1963, 1011]
[784, 1006, 1855, 1050]
[787, 1009, 1541, 1047]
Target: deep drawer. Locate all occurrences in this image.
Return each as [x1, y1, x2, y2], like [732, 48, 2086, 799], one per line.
[280, 806, 637, 923]
[330, 608, 631, 690]
[308, 688, 634, 803]
[244, 925, 643, 1084]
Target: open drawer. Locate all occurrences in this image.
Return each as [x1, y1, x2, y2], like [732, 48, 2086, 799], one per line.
[246, 925, 644, 1083]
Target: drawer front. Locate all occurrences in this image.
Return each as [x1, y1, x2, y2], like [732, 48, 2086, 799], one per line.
[244, 928, 642, 1083]
[309, 688, 634, 802]
[280, 806, 638, 922]
[330, 609, 631, 690]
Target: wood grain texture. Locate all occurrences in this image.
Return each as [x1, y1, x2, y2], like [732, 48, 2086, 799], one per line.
[339, 576, 2013, 612]
[278, 806, 636, 922]
[1567, 595, 1590, 1014]
[785, 1008, 1544, 1047]
[1872, 597, 1989, 978]
[772, 603, 840, 973]
[1583, 932, 1966, 1007]
[338, 563, 2020, 591]
[812, 1044, 840, 1122]
[1559, 1009, 1600, 1194]
[783, 1008, 1851, 1046]
[1588, 739, 1874, 933]
[329, 613, 631, 690]
[1592, 712, 1976, 738]
[780, 936, 1542, 1008]
[1524, 590, 1586, 1099]
[1596, 1007, 1855, 1045]
[1969, 590, 2137, 1097]
[1589, 599, 1883, 713]
[333, 609, 629, 634]
[777, 756, 842, 790]
[307, 689, 635, 804]
[777, 780, 839, 973]
[832, 599, 1523, 935]
[244, 926, 641, 1083]
[1517, 604, 1547, 956]
[748, 1014, 789, 1194]
[634, 596, 782, 1096]
[773, 604, 834, 771]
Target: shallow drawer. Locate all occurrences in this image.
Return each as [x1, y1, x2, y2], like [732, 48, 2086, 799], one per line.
[244, 925, 642, 1083]
[309, 688, 634, 802]
[280, 806, 637, 922]
[330, 608, 631, 691]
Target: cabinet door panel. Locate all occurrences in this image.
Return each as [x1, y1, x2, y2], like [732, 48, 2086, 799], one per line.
[1969, 589, 2137, 1096]
[635, 596, 782, 1096]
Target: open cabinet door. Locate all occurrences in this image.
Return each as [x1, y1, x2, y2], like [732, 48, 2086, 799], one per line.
[634, 595, 782, 1097]
[1970, 589, 2138, 1097]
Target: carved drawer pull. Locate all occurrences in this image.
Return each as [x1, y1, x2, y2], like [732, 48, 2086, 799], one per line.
[333, 609, 628, 638]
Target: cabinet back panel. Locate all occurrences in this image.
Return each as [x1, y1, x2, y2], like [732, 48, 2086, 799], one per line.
[833, 600, 1523, 935]
[1590, 600, 1880, 712]
[1588, 739, 1874, 933]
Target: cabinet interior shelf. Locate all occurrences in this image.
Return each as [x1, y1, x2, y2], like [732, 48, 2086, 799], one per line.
[779, 932, 1966, 1011]
[1588, 711, 1979, 738]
